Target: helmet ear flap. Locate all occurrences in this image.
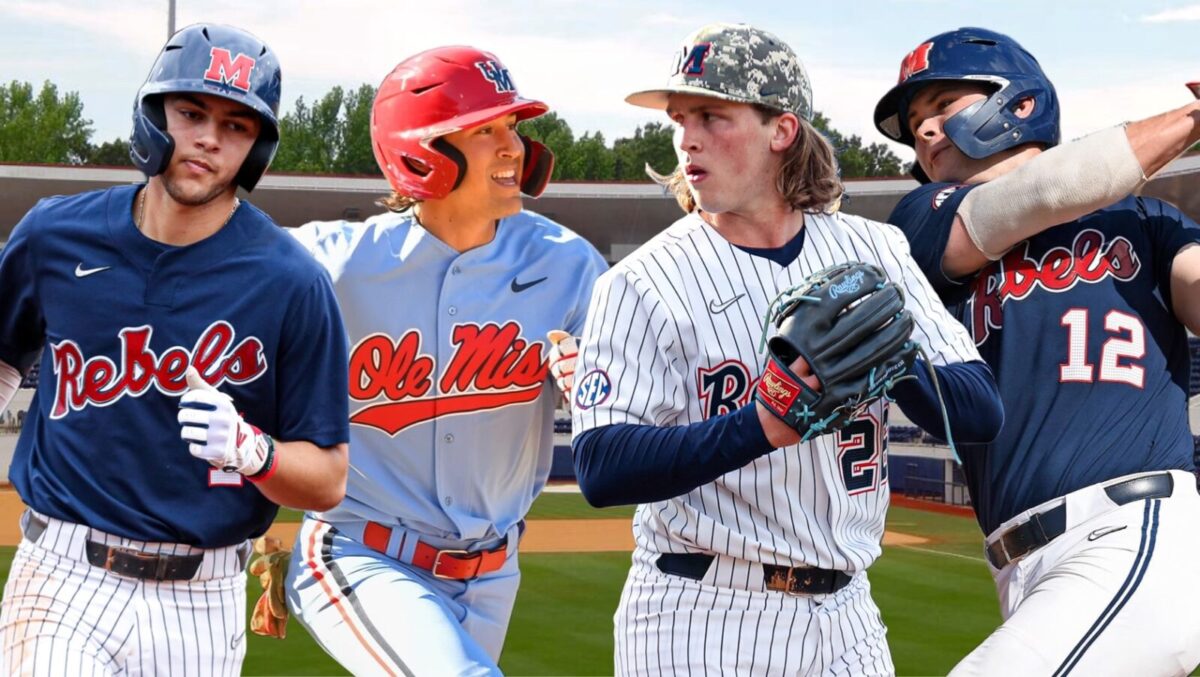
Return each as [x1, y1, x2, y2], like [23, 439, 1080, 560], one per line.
[430, 137, 467, 193]
[129, 97, 174, 176]
[519, 135, 553, 198]
[236, 130, 279, 191]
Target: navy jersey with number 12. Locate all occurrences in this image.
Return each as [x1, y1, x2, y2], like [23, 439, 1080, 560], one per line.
[890, 183, 1200, 534]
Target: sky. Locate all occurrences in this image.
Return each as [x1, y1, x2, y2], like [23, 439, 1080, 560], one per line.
[0, 0, 1197, 165]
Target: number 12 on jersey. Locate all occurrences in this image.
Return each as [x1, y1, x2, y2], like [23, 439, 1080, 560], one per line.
[1059, 308, 1146, 387]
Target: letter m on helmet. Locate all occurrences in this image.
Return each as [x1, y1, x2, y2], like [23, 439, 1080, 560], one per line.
[204, 47, 257, 93]
[475, 60, 515, 93]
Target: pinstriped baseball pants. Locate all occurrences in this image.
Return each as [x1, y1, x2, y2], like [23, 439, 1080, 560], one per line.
[615, 549, 894, 676]
[0, 510, 250, 676]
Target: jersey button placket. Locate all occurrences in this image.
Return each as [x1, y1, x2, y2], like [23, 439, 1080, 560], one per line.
[437, 252, 468, 522]
[440, 433, 455, 509]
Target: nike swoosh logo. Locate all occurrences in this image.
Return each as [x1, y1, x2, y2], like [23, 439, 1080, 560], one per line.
[230, 629, 245, 649]
[1087, 525, 1127, 541]
[708, 294, 746, 314]
[511, 276, 548, 293]
[74, 264, 111, 278]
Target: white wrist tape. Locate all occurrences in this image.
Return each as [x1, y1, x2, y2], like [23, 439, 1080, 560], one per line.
[959, 124, 1147, 260]
[0, 360, 20, 415]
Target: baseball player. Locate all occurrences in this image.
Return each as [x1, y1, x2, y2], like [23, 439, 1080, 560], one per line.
[0, 24, 350, 676]
[571, 23, 1003, 675]
[874, 27, 1200, 675]
[283, 46, 607, 676]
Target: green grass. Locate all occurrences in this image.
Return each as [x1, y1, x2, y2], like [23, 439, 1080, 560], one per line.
[11, 494, 1188, 676]
[274, 507, 305, 523]
[873, 545, 997, 674]
[523, 491, 636, 520]
[500, 552, 630, 675]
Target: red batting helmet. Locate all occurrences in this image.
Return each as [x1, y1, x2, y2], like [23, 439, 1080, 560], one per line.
[371, 46, 554, 200]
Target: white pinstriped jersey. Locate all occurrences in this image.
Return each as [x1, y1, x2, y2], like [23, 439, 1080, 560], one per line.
[573, 211, 980, 573]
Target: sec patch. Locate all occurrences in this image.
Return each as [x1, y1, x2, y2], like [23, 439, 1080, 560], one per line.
[575, 369, 612, 410]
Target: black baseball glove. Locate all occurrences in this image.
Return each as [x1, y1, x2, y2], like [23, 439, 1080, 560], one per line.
[755, 262, 918, 441]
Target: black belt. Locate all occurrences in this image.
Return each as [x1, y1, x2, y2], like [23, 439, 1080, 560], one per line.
[83, 541, 203, 581]
[24, 513, 204, 581]
[986, 473, 1175, 569]
[656, 553, 852, 596]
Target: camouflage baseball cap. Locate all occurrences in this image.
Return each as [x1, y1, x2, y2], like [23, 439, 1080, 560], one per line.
[626, 22, 813, 120]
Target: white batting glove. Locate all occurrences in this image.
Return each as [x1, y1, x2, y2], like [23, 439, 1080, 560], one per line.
[547, 330, 579, 407]
[178, 367, 275, 479]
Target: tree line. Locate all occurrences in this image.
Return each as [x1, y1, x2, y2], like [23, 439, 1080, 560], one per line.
[0, 79, 917, 179]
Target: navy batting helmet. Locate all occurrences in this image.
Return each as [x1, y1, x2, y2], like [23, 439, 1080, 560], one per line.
[873, 27, 1060, 182]
[130, 24, 282, 191]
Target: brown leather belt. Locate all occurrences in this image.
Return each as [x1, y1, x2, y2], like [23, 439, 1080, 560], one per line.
[986, 473, 1175, 569]
[83, 541, 203, 581]
[25, 513, 203, 581]
[362, 521, 507, 581]
[657, 553, 852, 595]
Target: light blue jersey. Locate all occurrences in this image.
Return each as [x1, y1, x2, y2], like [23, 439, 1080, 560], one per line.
[293, 210, 606, 542]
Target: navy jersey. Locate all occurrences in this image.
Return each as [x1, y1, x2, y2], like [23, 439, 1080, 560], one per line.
[891, 183, 1200, 534]
[0, 184, 350, 548]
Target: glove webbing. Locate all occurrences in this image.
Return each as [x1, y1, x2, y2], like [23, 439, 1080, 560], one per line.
[759, 278, 960, 460]
[797, 346, 915, 443]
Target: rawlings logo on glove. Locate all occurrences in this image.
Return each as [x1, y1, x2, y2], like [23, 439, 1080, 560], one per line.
[178, 367, 277, 481]
[755, 262, 918, 441]
[828, 270, 864, 299]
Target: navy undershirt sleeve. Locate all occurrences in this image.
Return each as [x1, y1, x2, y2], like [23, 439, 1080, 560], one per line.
[573, 404, 776, 508]
[574, 360, 1003, 507]
[889, 359, 1002, 444]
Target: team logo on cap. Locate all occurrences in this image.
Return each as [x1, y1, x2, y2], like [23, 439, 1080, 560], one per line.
[204, 47, 257, 93]
[575, 369, 612, 410]
[475, 60, 516, 94]
[898, 42, 933, 83]
[673, 43, 711, 77]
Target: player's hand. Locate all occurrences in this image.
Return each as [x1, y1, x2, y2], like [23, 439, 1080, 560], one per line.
[178, 367, 275, 477]
[755, 355, 820, 448]
[547, 330, 579, 406]
[249, 536, 291, 639]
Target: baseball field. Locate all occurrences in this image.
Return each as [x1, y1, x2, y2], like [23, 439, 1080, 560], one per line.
[0, 488, 1007, 676]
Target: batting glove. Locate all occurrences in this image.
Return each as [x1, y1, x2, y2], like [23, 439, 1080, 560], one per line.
[249, 536, 291, 639]
[178, 367, 277, 480]
[547, 330, 579, 407]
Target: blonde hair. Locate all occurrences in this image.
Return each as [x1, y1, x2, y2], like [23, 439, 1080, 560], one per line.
[651, 105, 844, 215]
[378, 192, 420, 213]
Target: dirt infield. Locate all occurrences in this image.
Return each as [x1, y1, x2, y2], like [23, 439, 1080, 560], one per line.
[0, 489, 929, 551]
